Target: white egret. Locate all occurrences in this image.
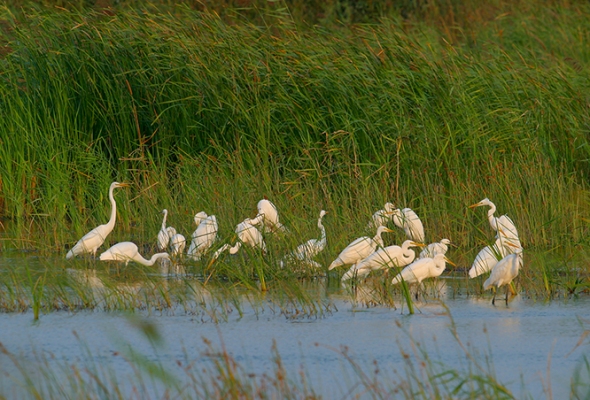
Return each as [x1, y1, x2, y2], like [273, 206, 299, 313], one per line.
[469, 198, 522, 251]
[252, 198, 288, 233]
[169, 233, 186, 257]
[66, 182, 129, 259]
[328, 226, 394, 271]
[210, 218, 267, 263]
[156, 209, 178, 252]
[468, 237, 508, 278]
[391, 207, 425, 243]
[483, 247, 523, 305]
[419, 238, 451, 259]
[368, 202, 395, 229]
[99, 241, 170, 266]
[341, 240, 424, 281]
[283, 210, 327, 268]
[391, 253, 455, 285]
[187, 213, 218, 261]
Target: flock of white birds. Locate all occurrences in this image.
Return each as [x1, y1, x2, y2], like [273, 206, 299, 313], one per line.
[65, 182, 524, 305]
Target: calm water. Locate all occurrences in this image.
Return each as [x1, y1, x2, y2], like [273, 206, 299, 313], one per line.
[0, 271, 588, 399]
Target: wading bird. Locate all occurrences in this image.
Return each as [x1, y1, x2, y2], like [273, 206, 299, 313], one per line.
[187, 212, 218, 261]
[210, 218, 267, 264]
[157, 209, 171, 251]
[391, 253, 455, 286]
[328, 226, 394, 271]
[341, 240, 424, 281]
[419, 238, 451, 259]
[169, 232, 186, 257]
[252, 198, 288, 233]
[391, 207, 425, 243]
[368, 202, 395, 229]
[468, 237, 508, 278]
[283, 210, 327, 268]
[99, 241, 170, 266]
[469, 198, 522, 251]
[66, 182, 129, 259]
[483, 247, 523, 305]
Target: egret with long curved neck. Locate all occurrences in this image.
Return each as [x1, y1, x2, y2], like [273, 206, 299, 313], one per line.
[100, 242, 170, 266]
[469, 198, 521, 251]
[342, 240, 424, 281]
[328, 225, 394, 271]
[66, 182, 129, 259]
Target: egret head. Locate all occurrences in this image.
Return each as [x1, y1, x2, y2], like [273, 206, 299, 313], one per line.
[384, 202, 396, 213]
[319, 210, 328, 218]
[468, 198, 491, 209]
[194, 211, 208, 226]
[377, 226, 395, 234]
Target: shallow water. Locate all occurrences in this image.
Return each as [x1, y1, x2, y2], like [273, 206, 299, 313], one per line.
[0, 271, 588, 399]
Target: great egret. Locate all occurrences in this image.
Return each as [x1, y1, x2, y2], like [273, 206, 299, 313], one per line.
[468, 237, 508, 278]
[328, 226, 394, 271]
[341, 240, 424, 281]
[252, 198, 288, 233]
[483, 247, 523, 305]
[469, 198, 522, 251]
[99, 241, 170, 266]
[419, 238, 451, 259]
[169, 233, 186, 257]
[187, 213, 218, 261]
[368, 202, 395, 229]
[66, 182, 129, 259]
[283, 210, 327, 268]
[210, 218, 267, 263]
[391, 208, 425, 243]
[391, 253, 455, 285]
[157, 209, 170, 251]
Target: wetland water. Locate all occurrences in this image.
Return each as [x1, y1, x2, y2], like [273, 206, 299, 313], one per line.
[0, 265, 588, 399]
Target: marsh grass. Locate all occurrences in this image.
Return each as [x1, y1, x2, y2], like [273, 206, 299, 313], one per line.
[0, 2, 589, 306]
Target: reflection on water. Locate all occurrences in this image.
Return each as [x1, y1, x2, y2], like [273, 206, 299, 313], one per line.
[0, 255, 589, 398]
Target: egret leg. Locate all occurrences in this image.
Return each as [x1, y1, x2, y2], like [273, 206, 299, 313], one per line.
[491, 288, 497, 306]
[505, 286, 510, 305]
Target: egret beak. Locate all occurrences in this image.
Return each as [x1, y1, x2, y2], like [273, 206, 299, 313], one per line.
[117, 182, 130, 188]
[444, 257, 457, 267]
[468, 202, 481, 209]
[383, 227, 395, 233]
[412, 242, 426, 248]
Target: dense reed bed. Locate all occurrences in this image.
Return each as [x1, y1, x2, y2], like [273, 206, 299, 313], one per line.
[0, 1, 589, 293]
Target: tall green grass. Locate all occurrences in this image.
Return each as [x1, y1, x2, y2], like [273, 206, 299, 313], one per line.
[0, 2, 588, 274]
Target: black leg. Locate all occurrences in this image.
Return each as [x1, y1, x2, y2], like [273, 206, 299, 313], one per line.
[491, 289, 497, 306]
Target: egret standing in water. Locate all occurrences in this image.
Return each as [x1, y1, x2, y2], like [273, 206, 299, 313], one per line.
[283, 210, 327, 268]
[391, 207, 425, 243]
[251, 198, 289, 233]
[469, 198, 522, 251]
[328, 226, 394, 271]
[391, 253, 455, 287]
[66, 182, 129, 259]
[169, 232, 186, 257]
[419, 238, 451, 259]
[157, 209, 171, 251]
[210, 218, 267, 264]
[483, 247, 523, 305]
[368, 202, 395, 229]
[341, 240, 424, 281]
[99, 242, 170, 266]
[187, 212, 218, 261]
[468, 237, 508, 278]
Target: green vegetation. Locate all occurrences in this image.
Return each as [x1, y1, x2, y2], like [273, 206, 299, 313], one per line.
[0, 1, 589, 293]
